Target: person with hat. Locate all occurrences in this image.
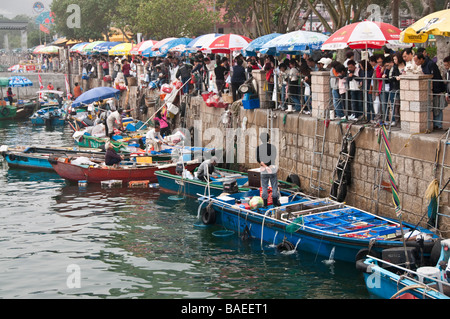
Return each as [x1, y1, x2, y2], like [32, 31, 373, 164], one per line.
[197, 156, 223, 182]
[317, 57, 332, 71]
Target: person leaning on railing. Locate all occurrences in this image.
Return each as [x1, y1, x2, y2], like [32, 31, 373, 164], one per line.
[415, 53, 447, 130]
[444, 55, 450, 104]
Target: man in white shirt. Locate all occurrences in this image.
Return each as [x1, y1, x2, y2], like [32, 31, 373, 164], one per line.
[106, 109, 123, 138]
[145, 122, 163, 152]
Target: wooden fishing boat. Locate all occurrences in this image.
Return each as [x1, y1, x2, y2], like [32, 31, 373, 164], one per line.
[1, 146, 107, 171]
[357, 239, 450, 299]
[198, 192, 440, 263]
[155, 167, 301, 198]
[49, 156, 200, 184]
[0, 102, 36, 120]
[30, 106, 66, 126]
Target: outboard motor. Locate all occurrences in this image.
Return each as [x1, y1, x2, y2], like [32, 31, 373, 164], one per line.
[175, 162, 184, 175]
[223, 179, 239, 194]
[437, 239, 450, 281]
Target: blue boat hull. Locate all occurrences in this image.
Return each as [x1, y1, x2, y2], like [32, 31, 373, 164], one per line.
[156, 170, 249, 198]
[4, 154, 53, 170]
[360, 258, 449, 299]
[31, 117, 66, 126]
[203, 192, 439, 263]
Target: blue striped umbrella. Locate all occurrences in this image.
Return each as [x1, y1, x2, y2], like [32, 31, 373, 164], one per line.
[92, 42, 123, 54]
[9, 76, 33, 87]
[261, 30, 329, 54]
[242, 33, 282, 56]
[158, 38, 192, 56]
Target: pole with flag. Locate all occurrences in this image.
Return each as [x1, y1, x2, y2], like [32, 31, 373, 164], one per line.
[64, 74, 72, 101]
[380, 124, 410, 268]
[38, 72, 44, 100]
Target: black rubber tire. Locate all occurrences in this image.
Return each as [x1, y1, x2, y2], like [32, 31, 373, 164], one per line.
[201, 206, 216, 225]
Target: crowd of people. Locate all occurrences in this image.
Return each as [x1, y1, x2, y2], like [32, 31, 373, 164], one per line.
[325, 47, 450, 128]
[68, 45, 449, 130]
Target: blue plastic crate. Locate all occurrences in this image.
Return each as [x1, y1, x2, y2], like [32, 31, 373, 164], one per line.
[243, 99, 260, 110]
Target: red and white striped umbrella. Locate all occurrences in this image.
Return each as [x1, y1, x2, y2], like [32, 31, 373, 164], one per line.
[321, 21, 403, 50]
[130, 40, 158, 55]
[207, 34, 252, 53]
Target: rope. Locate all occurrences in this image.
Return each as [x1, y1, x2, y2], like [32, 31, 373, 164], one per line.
[380, 125, 402, 218]
[390, 284, 437, 299]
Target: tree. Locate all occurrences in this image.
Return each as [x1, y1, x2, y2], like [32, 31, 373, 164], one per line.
[51, 0, 118, 41]
[134, 0, 219, 39]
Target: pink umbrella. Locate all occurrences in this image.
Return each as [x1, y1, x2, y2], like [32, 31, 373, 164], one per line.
[152, 37, 178, 51]
[130, 40, 158, 55]
[206, 34, 252, 53]
[321, 20, 404, 50]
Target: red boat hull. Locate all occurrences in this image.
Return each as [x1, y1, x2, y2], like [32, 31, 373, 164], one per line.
[50, 159, 199, 184]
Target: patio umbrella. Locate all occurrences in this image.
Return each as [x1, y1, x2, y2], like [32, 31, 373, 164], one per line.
[400, 9, 450, 43]
[69, 42, 89, 53]
[186, 33, 223, 50]
[9, 76, 33, 100]
[72, 87, 121, 107]
[142, 49, 165, 58]
[92, 42, 122, 54]
[242, 33, 282, 56]
[130, 40, 158, 55]
[40, 45, 60, 55]
[32, 45, 46, 54]
[207, 34, 252, 53]
[261, 30, 328, 53]
[321, 21, 403, 50]
[151, 38, 178, 51]
[80, 41, 105, 55]
[0, 77, 9, 98]
[108, 43, 133, 56]
[158, 38, 192, 56]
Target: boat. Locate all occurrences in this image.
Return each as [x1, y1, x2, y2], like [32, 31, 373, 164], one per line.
[1, 145, 107, 171]
[49, 156, 200, 184]
[0, 102, 36, 120]
[155, 167, 301, 198]
[356, 239, 450, 299]
[30, 106, 67, 126]
[197, 192, 440, 263]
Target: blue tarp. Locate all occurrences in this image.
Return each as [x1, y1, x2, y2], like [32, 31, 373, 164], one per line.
[72, 87, 120, 107]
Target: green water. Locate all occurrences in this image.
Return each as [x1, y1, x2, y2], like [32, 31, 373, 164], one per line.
[0, 120, 370, 301]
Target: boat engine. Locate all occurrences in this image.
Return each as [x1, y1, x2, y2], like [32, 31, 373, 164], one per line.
[223, 179, 239, 194]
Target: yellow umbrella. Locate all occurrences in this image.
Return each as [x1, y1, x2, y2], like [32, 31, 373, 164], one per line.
[400, 9, 450, 43]
[108, 43, 133, 56]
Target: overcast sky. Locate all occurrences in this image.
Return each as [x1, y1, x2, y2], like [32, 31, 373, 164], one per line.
[1, 0, 53, 19]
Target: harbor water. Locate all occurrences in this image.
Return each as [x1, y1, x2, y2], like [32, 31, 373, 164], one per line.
[0, 119, 370, 299]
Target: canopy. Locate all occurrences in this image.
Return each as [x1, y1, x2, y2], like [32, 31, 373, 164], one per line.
[32, 45, 46, 54]
[108, 43, 133, 56]
[0, 77, 9, 88]
[207, 34, 252, 53]
[400, 9, 450, 43]
[242, 33, 282, 56]
[80, 41, 105, 55]
[261, 30, 328, 53]
[92, 42, 122, 54]
[130, 40, 158, 55]
[321, 21, 402, 50]
[9, 76, 33, 87]
[151, 38, 178, 51]
[36, 90, 65, 96]
[72, 87, 120, 107]
[186, 33, 223, 50]
[69, 42, 90, 53]
[158, 38, 192, 55]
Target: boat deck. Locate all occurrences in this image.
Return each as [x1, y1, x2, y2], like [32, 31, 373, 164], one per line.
[280, 199, 407, 240]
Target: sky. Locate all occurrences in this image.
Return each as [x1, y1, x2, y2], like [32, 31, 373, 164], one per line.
[1, 0, 53, 19]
